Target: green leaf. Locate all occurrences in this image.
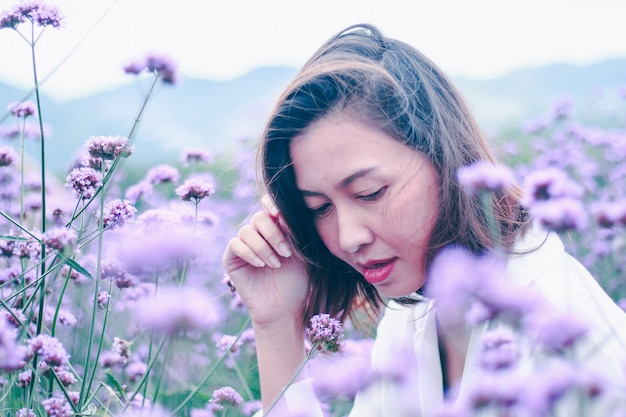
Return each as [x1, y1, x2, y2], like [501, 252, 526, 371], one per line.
[105, 370, 127, 402]
[0, 234, 34, 241]
[58, 255, 93, 279]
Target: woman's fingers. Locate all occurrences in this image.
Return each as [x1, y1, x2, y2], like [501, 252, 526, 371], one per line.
[224, 236, 266, 269]
[260, 194, 288, 230]
[260, 194, 279, 216]
[251, 211, 292, 259]
[238, 224, 283, 268]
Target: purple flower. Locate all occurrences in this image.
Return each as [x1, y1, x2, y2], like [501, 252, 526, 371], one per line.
[457, 161, 516, 195]
[241, 400, 262, 416]
[7, 101, 36, 118]
[209, 386, 243, 409]
[123, 52, 178, 84]
[98, 290, 110, 307]
[518, 360, 577, 416]
[126, 361, 147, 382]
[86, 135, 133, 160]
[100, 258, 135, 288]
[465, 369, 523, 409]
[56, 368, 77, 386]
[133, 286, 220, 335]
[428, 247, 543, 327]
[41, 397, 72, 417]
[521, 168, 583, 207]
[98, 350, 125, 368]
[215, 334, 242, 353]
[181, 148, 212, 166]
[145, 164, 179, 185]
[476, 328, 519, 370]
[1, 1, 64, 29]
[524, 307, 589, 352]
[16, 409, 36, 417]
[175, 178, 215, 203]
[528, 198, 589, 231]
[591, 199, 626, 228]
[112, 336, 131, 362]
[0, 145, 18, 167]
[65, 167, 102, 199]
[124, 180, 153, 204]
[0, 318, 27, 371]
[17, 369, 32, 387]
[551, 97, 573, 120]
[306, 314, 345, 353]
[42, 227, 76, 252]
[145, 52, 178, 84]
[309, 338, 373, 400]
[56, 309, 77, 327]
[26, 334, 70, 367]
[102, 199, 137, 229]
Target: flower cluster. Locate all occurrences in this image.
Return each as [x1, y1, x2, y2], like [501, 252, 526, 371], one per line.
[209, 386, 244, 409]
[7, 101, 36, 118]
[181, 148, 212, 166]
[457, 161, 516, 196]
[42, 227, 76, 252]
[123, 52, 178, 84]
[65, 167, 102, 199]
[102, 199, 137, 229]
[145, 164, 180, 185]
[26, 334, 70, 367]
[521, 167, 587, 231]
[133, 286, 220, 335]
[86, 135, 133, 160]
[0, 1, 64, 30]
[175, 178, 215, 203]
[0, 145, 18, 167]
[307, 314, 345, 353]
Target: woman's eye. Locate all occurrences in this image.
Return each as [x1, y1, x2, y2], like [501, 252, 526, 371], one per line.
[357, 187, 387, 202]
[309, 203, 332, 217]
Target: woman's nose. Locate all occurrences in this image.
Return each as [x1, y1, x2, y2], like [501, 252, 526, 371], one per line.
[336, 209, 374, 253]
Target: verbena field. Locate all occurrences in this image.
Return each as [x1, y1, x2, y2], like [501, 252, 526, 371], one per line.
[1, 2, 625, 417]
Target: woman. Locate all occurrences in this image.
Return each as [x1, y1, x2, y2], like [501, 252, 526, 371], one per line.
[222, 24, 626, 416]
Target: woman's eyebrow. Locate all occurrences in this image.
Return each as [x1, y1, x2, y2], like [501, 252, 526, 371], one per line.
[299, 166, 379, 197]
[338, 166, 378, 189]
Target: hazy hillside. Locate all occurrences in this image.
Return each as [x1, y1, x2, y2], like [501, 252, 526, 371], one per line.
[1, 58, 626, 175]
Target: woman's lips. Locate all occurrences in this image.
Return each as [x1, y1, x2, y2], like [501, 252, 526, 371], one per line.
[361, 258, 397, 284]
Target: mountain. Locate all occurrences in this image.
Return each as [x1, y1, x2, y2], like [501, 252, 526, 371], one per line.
[1, 58, 626, 175]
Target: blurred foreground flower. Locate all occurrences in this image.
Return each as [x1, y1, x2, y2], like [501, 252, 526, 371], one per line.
[133, 286, 220, 335]
[457, 161, 516, 195]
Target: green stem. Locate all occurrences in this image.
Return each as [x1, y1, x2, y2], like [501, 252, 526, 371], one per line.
[123, 336, 168, 412]
[227, 350, 255, 401]
[151, 338, 173, 403]
[263, 343, 319, 417]
[168, 317, 251, 417]
[78, 179, 107, 409]
[480, 192, 502, 251]
[50, 261, 72, 336]
[19, 118, 25, 225]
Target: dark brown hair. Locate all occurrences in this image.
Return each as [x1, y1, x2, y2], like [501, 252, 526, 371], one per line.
[259, 24, 528, 327]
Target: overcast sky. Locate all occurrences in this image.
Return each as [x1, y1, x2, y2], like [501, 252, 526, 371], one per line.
[1, 0, 625, 101]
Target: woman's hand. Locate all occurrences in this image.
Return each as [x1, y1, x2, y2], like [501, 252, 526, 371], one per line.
[223, 196, 309, 328]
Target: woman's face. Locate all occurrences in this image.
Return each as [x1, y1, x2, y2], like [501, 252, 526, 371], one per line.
[290, 113, 441, 298]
